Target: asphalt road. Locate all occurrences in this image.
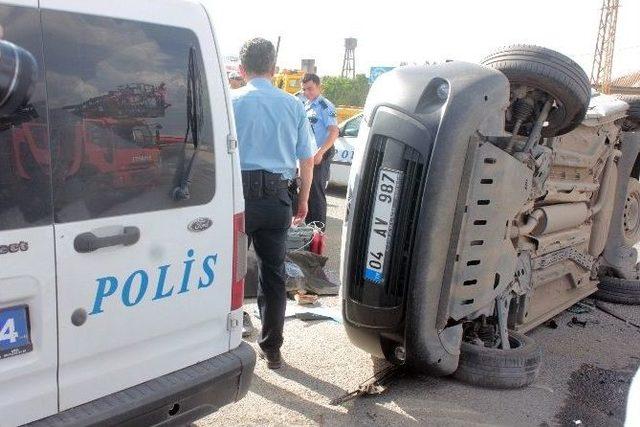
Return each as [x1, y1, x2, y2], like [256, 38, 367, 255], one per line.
[197, 186, 640, 427]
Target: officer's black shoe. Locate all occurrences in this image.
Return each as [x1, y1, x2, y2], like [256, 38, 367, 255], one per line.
[258, 348, 282, 370]
[242, 311, 254, 338]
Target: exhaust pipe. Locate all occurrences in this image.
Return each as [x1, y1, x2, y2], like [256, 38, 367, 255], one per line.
[514, 150, 620, 238]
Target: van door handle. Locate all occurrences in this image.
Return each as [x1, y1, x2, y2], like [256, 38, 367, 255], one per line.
[74, 226, 140, 253]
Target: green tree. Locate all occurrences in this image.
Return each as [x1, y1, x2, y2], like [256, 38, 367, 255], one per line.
[321, 74, 370, 107]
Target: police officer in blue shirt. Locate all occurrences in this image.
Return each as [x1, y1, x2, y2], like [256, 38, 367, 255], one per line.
[232, 38, 315, 369]
[301, 74, 339, 229]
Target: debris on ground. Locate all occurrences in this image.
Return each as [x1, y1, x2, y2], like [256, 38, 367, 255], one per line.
[293, 290, 318, 305]
[567, 302, 593, 315]
[544, 319, 559, 329]
[595, 301, 640, 330]
[285, 261, 306, 291]
[245, 249, 339, 298]
[294, 308, 342, 322]
[330, 366, 404, 406]
[556, 363, 638, 426]
[286, 251, 339, 295]
[568, 317, 587, 328]
[253, 302, 343, 323]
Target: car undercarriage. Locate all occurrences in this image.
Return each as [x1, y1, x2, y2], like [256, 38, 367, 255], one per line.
[341, 44, 640, 388]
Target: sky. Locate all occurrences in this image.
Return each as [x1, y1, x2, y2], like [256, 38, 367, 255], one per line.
[205, 0, 640, 80]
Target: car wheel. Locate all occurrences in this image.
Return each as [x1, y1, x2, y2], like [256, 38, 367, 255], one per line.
[453, 330, 542, 389]
[623, 178, 640, 247]
[481, 45, 591, 137]
[596, 276, 640, 305]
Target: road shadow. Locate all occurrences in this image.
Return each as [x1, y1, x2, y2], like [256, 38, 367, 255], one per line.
[250, 371, 413, 426]
[276, 363, 347, 399]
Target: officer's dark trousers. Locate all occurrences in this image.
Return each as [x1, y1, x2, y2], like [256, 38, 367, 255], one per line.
[245, 194, 291, 353]
[306, 158, 331, 229]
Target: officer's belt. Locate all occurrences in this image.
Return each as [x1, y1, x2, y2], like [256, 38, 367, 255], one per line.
[241, 170, 290, 200]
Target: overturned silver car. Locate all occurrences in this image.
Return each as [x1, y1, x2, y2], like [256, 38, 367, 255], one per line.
[341, 45, 640, 388]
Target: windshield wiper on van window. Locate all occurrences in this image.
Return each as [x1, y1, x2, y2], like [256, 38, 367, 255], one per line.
[172, 46, 203, 201]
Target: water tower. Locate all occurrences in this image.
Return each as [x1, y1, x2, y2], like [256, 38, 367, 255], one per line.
[341, 38, 357, 79]
[301, 59, 316, 74]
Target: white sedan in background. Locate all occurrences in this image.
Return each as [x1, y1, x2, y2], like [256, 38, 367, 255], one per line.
[329, 113, 363, 187]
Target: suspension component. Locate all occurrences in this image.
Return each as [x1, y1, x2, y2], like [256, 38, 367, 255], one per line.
[506, 98, 534, 152]
[523, 99, 554, 153]
[496, 296, 511, 350]
[476, 318, 496, 344]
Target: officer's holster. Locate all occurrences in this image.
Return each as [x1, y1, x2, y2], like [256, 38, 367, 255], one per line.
[241, 170, 290, 201]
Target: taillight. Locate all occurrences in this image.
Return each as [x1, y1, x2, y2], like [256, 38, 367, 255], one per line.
[232, 212, 247, 310]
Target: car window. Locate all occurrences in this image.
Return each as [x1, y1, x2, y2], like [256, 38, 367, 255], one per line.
[343, 114, 363, 137]
[0, 5, 52, 231]
[41, 11, 215, 223]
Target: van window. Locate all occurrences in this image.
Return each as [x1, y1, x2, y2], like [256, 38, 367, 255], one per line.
[0, 5, 52, 231]
[41, 11, 215, 223]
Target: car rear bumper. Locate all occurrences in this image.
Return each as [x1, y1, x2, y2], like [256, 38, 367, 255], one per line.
[28, 342, 256, 427]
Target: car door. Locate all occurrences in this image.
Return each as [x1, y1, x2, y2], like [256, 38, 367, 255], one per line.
[334, 114, 363, 165]
[40, 1, 235, 410]
[330, 114, 363, 186]
[0, 2, 59, 425]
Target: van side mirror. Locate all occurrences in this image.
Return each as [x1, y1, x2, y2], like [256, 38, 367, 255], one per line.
[338, 126, 345, 137]
[0, 40, 37, 118]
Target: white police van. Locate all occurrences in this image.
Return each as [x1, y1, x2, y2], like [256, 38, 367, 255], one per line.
[0, 1, 253, 425]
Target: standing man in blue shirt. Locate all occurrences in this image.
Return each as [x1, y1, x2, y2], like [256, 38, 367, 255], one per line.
[232, 38, 315, 369]
[301, 73, 339, 230]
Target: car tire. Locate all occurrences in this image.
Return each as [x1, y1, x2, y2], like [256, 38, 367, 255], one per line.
[453, 330, 542, 389]
[623, 178, 640, 247]
[595, 276, 640, 305]
[620, 95, 640, 131]
[481, 45, 591, 137]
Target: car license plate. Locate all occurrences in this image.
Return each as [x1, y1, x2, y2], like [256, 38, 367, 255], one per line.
[0, 305, 32, 360]
[364, 168, 403, 284]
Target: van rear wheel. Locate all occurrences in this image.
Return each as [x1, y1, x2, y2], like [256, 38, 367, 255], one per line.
[453, 330, 542, 389]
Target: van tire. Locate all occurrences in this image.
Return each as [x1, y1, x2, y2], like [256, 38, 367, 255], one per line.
[596, 276, 640, 305]
[453, 330, 542, 389]
[481, 45, 591, 137]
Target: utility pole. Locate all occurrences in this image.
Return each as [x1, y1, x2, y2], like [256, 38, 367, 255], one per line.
[591, 0, 620, 94]
[274, 36, 281, 69]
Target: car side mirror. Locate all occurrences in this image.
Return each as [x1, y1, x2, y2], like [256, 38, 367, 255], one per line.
[0, 40, 37, 118]
[344, 128, 358, 138]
